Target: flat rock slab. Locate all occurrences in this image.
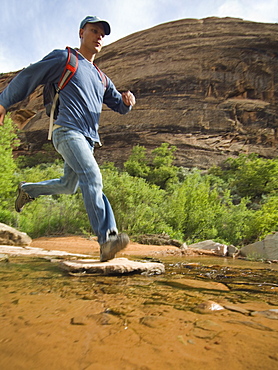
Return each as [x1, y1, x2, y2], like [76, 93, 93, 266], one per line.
[59, 257, 165, 276]
[0, 245, 90, 258]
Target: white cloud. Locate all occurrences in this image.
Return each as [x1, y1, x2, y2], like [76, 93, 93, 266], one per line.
[216, 0, 278, 23]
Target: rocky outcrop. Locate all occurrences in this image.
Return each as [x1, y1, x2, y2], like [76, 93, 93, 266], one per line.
[240, 232, 278, 260]
[0, 222, 32, 246]
[1, 17, 277, 169]
[185, 240, 239, 257]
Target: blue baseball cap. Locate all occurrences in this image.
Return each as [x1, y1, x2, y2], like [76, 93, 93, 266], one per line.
[80, 16, 111, 35]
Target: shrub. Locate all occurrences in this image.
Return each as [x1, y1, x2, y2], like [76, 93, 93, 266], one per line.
[244, 195, 278, 242]
[0, 115, 19, 224]
[209, 153, 278, 202]
[102, 167, 174, 236]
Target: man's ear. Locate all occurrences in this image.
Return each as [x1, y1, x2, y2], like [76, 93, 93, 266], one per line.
[79, 28, 84, 39]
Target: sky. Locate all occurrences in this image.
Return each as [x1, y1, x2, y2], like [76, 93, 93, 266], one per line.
[1, 0, 277, 73]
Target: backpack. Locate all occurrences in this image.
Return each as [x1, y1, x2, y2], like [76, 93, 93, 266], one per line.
[44, 47, 78, 140]
[44, 46, 107, 140]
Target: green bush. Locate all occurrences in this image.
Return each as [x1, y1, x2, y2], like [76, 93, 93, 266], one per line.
[14, 161, 91, 237]
[124, 143, 179, 190]
[244, 195, 278, 242]
[102, 167, 174, 236]
[0, 115, 19, 224]
[165, 170, 223, 243]
[0, 115, 18, 198]
[16, 143, 62, 168]
[209, 153, 278, 202]
[17, 193, 90, 237]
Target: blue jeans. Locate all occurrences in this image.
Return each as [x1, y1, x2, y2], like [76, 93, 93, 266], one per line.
[22, 127, 118, 244]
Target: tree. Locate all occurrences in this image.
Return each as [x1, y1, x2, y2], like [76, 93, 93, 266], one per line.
[147, 143, 179, 189]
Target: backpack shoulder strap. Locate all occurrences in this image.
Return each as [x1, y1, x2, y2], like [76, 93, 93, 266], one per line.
[48, 47, 78, 140]
[93, 63, 108, 89]
[57, 47, 79, 91]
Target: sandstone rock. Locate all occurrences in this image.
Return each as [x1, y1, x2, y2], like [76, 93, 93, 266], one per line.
[194, 319, 223, 331]
[225, 320, 273, 331]
[180, 243, 188, 250]
[166, 278, 230, 291]
[0, 223, 32, 246]
[223, 304, 250, 315]
[251, 309, 278, 320]
[59, 257, 165, 275]
[0, 254, 9, 262]
[0, 245, 90, 257]
[240, 232, 278, 260]
[140, 316, 167, 328]
[227, 245, 239, 257]
[188, 240, 228, 256]
[194, 301, 225, 314]
[1, 18, 277, 169]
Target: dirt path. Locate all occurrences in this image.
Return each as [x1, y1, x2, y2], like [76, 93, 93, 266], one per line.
[1, 236, 278, 370]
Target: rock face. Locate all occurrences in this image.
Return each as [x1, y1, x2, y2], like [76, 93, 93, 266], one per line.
[0, 222, 32, 246]
[1, 17, 277, 169]
[240, 232, 278, 260]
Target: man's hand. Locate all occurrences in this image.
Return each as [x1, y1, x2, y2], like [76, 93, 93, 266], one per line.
[122, 91, 136, 107]
[0, 105, 6, 125]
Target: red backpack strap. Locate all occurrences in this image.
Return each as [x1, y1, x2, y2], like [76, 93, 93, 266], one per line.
[48, 47, 78, 140]
[57, 47, 79, 91]
[93, 63, 108, 89]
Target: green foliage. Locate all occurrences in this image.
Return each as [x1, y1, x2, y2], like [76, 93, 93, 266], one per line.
[0, 115, 18, 199]
[0, 119, 277, 247]
[209, 153, 278, 203]
[245, 195, 278, 242]
[124, 143, 179, 189]
[102, 167, 174, 236]
[152, 143, 176, 167]
[0, 115, 19, 224]
[164, 170, 254, 245]
[16, 143, 62, 168]
[124, 145, 150, 178]
[213, 195, 255, 246]
[14, 161, 91, 237]
[17, 193, 90, 238]
[15, 160, 64, 183]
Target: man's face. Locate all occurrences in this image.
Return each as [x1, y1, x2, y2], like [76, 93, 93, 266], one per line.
[79, 22, 105, 54]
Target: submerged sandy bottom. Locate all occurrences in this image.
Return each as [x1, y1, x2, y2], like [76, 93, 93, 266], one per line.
[0, 236, 278, 370]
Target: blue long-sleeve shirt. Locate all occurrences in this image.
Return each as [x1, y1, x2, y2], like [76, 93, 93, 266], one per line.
[0, 48, 131, 144]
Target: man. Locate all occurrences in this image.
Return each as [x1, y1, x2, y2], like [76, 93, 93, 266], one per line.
[0, 16, 136, 262]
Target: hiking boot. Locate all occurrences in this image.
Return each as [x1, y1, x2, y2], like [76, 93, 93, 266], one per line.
[15, 182, 34, 213]
[100, 233, 130, 262]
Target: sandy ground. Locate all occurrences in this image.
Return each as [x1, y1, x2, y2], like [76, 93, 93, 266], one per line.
[1, 236, 278, 370]
[31, 235, 180, 257]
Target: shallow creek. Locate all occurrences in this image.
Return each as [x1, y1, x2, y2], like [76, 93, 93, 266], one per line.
[1, 255, 277, 311]
[1, 254, 278, 369]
